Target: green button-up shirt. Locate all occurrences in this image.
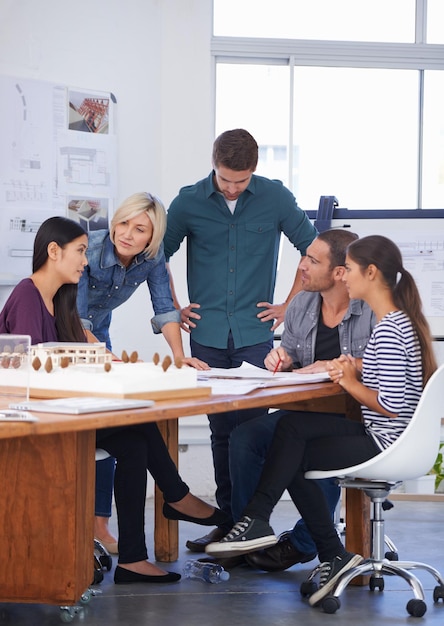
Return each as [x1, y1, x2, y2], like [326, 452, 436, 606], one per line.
[164, 172, 317, 349]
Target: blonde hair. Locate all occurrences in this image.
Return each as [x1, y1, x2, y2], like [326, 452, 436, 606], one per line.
[110, 192, 166, 259]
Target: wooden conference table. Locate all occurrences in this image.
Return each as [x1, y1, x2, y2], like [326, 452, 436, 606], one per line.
[0, 380, 368, 607]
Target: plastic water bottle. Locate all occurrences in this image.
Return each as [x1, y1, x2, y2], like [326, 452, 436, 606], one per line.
[183, 559, 230, 584]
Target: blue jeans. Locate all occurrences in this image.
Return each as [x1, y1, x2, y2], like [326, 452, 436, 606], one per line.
[190, 334, 273, 529]
[229, 410, 341, 555]
[95, 456, 116, 517]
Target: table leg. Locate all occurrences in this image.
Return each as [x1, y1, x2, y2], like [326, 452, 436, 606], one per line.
[0, 431, 95, 604]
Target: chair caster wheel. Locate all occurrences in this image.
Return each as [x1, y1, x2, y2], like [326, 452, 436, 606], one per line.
[369, 575, 384, 591]
[93, 568, 104, 585]
[406, 598, 427, 617]
[300, 581, 318, 597]
[433, 585, 444, 602]
[322, 595, 341, 614]
[99, 554, 113, 570]
[384, 550, 398, 561]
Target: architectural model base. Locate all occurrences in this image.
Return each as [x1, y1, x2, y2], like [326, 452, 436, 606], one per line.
[1, 342, 210, 401]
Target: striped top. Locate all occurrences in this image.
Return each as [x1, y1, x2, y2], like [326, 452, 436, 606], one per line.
[361, 310, 423, 451]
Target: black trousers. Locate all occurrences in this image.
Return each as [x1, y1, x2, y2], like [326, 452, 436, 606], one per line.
[244, 410, 381, 562]
[96, 422, 189, 563]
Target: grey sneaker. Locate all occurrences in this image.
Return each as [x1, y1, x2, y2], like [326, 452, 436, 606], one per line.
[308, 552, 364, 606]
[205, 516, 278, 557]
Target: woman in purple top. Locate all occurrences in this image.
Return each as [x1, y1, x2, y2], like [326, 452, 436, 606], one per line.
[0, 217, 88, 343]
[0, 216, 228, 584]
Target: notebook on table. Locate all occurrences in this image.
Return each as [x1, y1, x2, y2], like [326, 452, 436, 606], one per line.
[9, 396, 155, 415]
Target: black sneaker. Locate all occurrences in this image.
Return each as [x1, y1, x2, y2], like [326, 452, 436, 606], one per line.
[205, 516, 278, 557]
[308, 552, 363, 606]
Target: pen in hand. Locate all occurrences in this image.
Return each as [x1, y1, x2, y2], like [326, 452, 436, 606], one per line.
[272, 357, 282, 376]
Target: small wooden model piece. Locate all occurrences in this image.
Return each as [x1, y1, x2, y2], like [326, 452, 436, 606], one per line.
[153, 352, 160, 366]
[121, 350, 129, 363]
[44, 357, 53, 373]
[174, 356, 183, 369]
[129, 351, 138, 363]
[162, 355, 172, 372]
[104, 362, 112, 372]
[32, 357, 42, 371]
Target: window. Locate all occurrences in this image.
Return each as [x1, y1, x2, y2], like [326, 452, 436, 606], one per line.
[213, 0, 416, 43]
[213, 0, 444, 210]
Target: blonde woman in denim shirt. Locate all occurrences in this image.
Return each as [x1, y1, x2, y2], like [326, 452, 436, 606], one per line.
[77, 192, 209, 552]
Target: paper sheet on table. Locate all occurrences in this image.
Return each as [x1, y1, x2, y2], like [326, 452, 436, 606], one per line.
[197, 363, 330, 395]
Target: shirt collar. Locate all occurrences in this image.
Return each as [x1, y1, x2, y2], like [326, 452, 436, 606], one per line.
[344, 298, 366, 320]
[206, 170, 256, 199]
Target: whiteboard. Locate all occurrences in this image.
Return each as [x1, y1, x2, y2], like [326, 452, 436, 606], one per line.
[0, 75, 117, 285]
[276, 209, 444, 338]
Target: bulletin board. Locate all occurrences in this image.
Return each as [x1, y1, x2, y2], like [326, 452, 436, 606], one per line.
[0, 74, 117, 285]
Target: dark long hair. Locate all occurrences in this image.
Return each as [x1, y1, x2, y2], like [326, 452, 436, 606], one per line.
[347, 235, 437, 385]
[33, 216, 87, 342]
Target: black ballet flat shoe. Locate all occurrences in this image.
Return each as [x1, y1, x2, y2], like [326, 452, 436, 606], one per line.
[114, 565, 181, 584]
[163, 502, 230, 527]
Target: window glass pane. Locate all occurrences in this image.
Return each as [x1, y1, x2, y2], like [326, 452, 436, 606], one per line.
[422, 71, 444, 208]
[427, 0, 444, 44]
[213, 0, 415, 43]
[215, 64, 290, 186]
[215, 64, 420, 211]
[292, 67, 419, 211]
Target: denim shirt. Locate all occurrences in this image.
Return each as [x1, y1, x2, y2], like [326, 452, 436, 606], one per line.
[77, 230, 180, 349]
[281, 290, 375, 368]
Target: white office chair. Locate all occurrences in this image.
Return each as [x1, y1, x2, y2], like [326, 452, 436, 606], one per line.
[303, 363, 444, 617]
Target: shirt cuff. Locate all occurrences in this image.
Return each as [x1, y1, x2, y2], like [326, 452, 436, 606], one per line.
[80, 318, 93, 331]
[151, 309, 181, 334]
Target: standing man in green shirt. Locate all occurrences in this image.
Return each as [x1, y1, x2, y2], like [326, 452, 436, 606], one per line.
[164, 129, 317, 553]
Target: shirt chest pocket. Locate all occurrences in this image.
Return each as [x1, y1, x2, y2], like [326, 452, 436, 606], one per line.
[244, 223, 275, 256]
[350, 337, 368, 358]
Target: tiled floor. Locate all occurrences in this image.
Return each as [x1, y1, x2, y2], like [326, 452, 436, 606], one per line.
[2, 498, 444, 625]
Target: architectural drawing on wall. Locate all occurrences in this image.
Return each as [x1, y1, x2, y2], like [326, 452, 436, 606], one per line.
[0, 75, 117, 284]
[9, 216, 41, 233]
[59, 145, 110, 186]
[68, 196, 109, 231]
[68, 90, 110, 134]
[398, 238, 444, 319]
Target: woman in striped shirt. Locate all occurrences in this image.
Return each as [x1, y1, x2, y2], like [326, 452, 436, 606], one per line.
[205, 235, 437, 607]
